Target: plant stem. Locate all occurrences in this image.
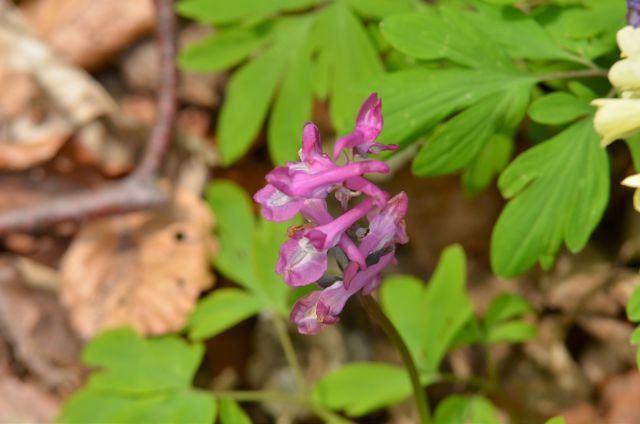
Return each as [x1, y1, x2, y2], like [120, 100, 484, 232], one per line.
[536, 68, 608, 82]
[360, 294, 431, 424]
[215, 390, 356, 424]
[272, 313, 307, 394]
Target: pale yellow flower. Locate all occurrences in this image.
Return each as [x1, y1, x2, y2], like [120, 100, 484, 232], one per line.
[609, 57, 640, 94]
[618, 26, 640, 58]
[622, 174, 640, 211]
[591, 98, 640, 146]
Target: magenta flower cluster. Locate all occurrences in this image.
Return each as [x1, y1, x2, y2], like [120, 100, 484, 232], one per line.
[254, 93, 408, 335]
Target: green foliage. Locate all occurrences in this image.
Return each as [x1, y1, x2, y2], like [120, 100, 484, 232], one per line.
[627, 286, 640, 370]
[205, 180, 296, 316]
[177, 0, 406, 165]
[485, 293, 536, 343]
[545, 417, 568, 424]
[381, 245, 473, 373]
[187, 288, 262, 340]
[374, 0, 619, 276]
[528, 92, 593, 125]
[179, 0, 621, 278]
[311, 363, 412, 417]
[58, 328, 216, 424]
[491, 118, 609, 277]
[219, 399, 252, 424]
[432, 395, 500, 424]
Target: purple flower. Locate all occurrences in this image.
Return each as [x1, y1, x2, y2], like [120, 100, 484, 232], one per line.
[305, 198, 374, 251]
[267, 160, 390, 199]
[253, 184, 304, 222]
[254, 92, 409, 334]
[333, 93, 399, 159]
[359, 192, 409, 255]
[290, 252, 395, 335]
[276, 237, 328, 286]
[343, 192, 408, 287]
[629, 0, 640, 27]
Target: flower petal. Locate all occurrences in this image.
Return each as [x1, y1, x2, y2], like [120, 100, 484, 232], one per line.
[254, 184, 304, 222]
[277, 238, 328, 286]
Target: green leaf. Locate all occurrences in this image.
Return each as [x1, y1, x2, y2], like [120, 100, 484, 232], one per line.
[217, 45, 286, 164]
[460, 3, 576, 63]
[59, 328, 215, 424]
[312, 363, 412, 417]
[412, 83, 530, 177]
[485, 292, 534, 327]
[83, 328, 203, 394]
[462, 133, 513, 196]
[267, 21, 314, 165]
[206, 180, 295, 314]
[528, 92, 592, 125]
[487, 321, 537, 343]
[314, 2, 384, 132]
[381, 245, 473, 372]
[187, 288, 262, 340]
[374, 68, 535, 150]
[219, 399, 252, 424]
[176, 0, 321, 24]
[433, 395, 500, 424]
[206, 180, 257, 289]
[627, 286, 640, 322]
[631, 325, 640, 345]
[380, 8, 510, 69]
[59, 389, 216, 424]
[344, 0, 417, 19]
[545, 417, 568, 424]
[178, 28, 265, 72]
[491, 118, 609, 277]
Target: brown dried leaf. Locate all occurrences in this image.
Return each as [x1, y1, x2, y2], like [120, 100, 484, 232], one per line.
[0, 2, 119, 171]
[21, 0, 154, 71]
[0, 258, 83, 391]
[0, 376, 60, 423]
[61, 187, 217, 338]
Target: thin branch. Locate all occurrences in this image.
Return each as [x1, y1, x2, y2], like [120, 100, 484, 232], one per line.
[0, 0, 178, 235]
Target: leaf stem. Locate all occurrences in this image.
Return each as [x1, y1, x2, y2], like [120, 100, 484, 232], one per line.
[215, 390, 356, 424]
[360, 294, 431, 424]
[272, 313, 307, 394]
[536, 68, 608, 82]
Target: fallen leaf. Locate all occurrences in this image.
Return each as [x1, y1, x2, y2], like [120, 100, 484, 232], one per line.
[21, 0, 154, 71]
[0, 375, 60, 423]
[602, 372, 640, 424]
[0, 257, 84, 391]
[60, 187, 217, 338]
[0, 2, 119, 171]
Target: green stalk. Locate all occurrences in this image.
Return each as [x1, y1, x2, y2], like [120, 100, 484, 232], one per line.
[272, 313, 307, 393]
[360, 295, 431, 423]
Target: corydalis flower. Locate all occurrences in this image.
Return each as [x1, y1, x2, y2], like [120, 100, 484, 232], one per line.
[630, 0, 640, 28]
[254, 93, 408, 334]
[592, 26, 640, 146]
[290, 252, 395, 335]
[333, 93, 399, 159]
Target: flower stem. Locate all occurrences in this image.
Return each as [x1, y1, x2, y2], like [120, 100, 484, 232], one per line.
[215, 390, 356, 424]
[536, 68, 608, 82]
[360, 294, 431, 424]
[272, 313, 307, 394]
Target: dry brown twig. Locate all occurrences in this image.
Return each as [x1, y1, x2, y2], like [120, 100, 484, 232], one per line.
[0, 0, 177, 235]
